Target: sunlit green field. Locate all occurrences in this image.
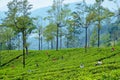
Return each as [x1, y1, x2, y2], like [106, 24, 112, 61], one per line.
[0, 47, 120, 80]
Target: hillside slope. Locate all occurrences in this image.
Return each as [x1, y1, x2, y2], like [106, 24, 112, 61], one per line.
[0, 47, 120, 80]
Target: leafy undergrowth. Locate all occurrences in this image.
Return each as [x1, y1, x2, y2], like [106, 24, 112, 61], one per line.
[0, 47, 120, 80]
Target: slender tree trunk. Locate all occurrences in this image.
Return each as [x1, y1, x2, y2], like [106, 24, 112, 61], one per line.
[24, 31, 28, 55]
[38, 33, 40, 50]
[56, 23, 59, 51]
[88, 29, 90, 48]
[22, 31, 25, 68]
[98, 26, 100, 48]
[25, 36, 28, 55]
[41, 36, 42, 50]
[98, 2, 101, 48]
[85, 27, 88, 53]
[66, 37, 69, 48]
[25, 46, 28, 55]
[10, 38, 12, 50]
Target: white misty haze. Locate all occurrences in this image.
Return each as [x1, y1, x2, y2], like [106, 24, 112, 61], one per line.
[0, 0, 119, 12]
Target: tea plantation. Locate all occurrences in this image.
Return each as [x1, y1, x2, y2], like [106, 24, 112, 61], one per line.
[0, 47, 120, 80]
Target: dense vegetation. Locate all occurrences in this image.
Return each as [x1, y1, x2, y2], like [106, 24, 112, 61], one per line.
[0, 0, 120, 79]
[0, 47, 120, 79]
[0, 0, 120, 51]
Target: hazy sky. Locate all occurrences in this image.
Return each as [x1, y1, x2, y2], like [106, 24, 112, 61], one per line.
[1, 0, 81, 11]
[0, 0, 119, 12]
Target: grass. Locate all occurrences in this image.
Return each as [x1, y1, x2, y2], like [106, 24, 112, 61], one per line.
[0, 47, 120, 80]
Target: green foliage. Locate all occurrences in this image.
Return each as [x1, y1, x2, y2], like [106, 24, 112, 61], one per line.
[0, 27, 16, 50]
[2, 0, 35, 51]
[43, 23, 57, 42]
[86, 11, 97, 24]
[101, 33, 111, 47]
[0, 47, 120, 79]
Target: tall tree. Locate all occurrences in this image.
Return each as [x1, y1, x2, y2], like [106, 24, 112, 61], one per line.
[73, 0, 96, 52]
[95, 0, 114, 48]
[3, 0, 35, 68]
[95, 0, 104, 48]
[51, 0, 64, 51]
[34, 17, 43, 50]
